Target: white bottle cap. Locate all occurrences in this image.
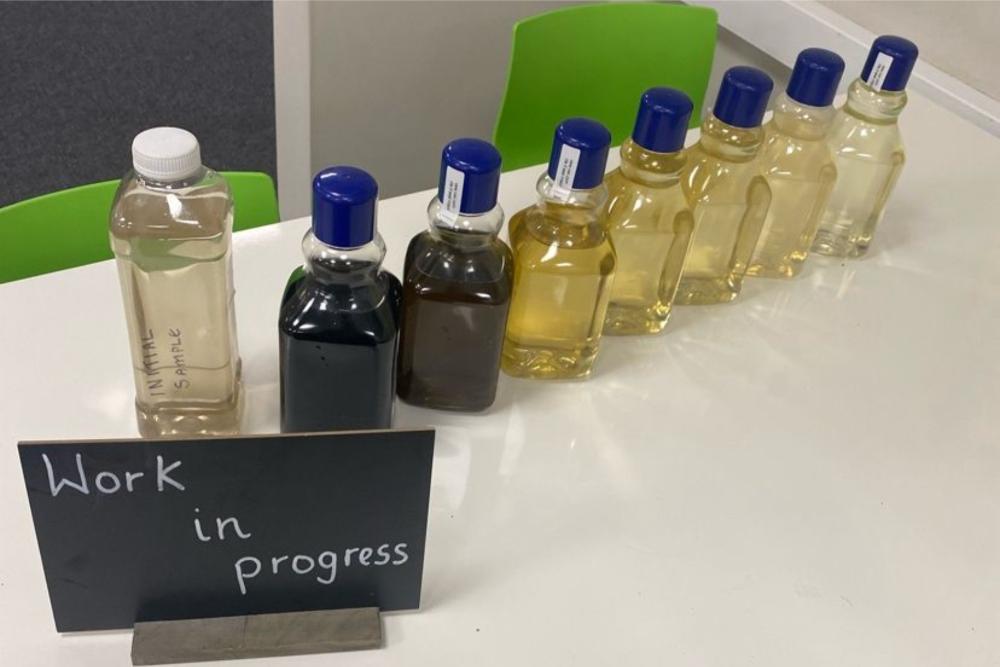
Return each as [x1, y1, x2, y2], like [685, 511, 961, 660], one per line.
[131, 127, 203, 181]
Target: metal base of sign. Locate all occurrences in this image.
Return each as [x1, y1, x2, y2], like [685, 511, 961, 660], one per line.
[131, 607, 382, 665]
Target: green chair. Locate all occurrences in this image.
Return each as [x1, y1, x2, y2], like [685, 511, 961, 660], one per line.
[493, 2, 717, 172]
[0, 171, 279, 283]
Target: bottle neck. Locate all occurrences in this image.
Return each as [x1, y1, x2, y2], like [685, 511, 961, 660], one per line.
[536, 173, 607, 224]
[843, 78, 907, 124]
[134, 165, 209, 190]
[770, 92, 836, 140]
[618, 138, 685, 186]
[427, 197, 505, 248]
[696, 114, 764, 163]
[302, 229, 386, 286]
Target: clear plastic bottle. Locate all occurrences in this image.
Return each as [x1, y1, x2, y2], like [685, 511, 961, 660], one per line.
[602, 87, 695, 335]
[812, 35, 918, 258]
[279, 166, 401, 432]
[502, 118, 615, 380]
[749, 48, 844, 278]
[397, 138, 512, 411]
[110, 127, 242, 438]
[677, 67, 774, 305]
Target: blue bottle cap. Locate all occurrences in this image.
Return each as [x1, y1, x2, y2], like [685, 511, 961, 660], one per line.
[547, 117, 611, 190]
[861, 35, 918, 92]
[786, 48, 845, 107]
[437, 138, 502, 215]
[712, 66, 774, 129]
[312, 166, 378, 248]
[631, 87, 693, 153]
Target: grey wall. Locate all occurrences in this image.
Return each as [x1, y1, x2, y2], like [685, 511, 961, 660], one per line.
[0, 1, 276, 207]
[820, 0, 1000, 103]
[309, 1, 574, 199]
[305, 1, 790, 203]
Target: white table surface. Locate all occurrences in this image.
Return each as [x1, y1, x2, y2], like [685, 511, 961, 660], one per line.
[2, 90, 999, 666]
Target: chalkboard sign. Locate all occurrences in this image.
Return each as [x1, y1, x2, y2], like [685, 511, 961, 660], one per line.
[18, 430, 434, 632]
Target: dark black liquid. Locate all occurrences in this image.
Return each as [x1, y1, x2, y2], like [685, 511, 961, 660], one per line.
[279, 266, 401, 432]
[397, 230, 513, 411]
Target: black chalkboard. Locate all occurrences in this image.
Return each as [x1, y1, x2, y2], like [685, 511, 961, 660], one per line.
[18, 430, 434, 632]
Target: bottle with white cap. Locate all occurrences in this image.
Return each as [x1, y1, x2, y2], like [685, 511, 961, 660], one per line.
[397, 138, 512, 411]
[812, 35, 918, 258]
[602, 87, 695, 335]
[677, 66, 774, 305]
[502, 117, 616, 380]
[749, 48, 845, 278]
[279, 166, 401, 432]
[109, 126, 242, 438]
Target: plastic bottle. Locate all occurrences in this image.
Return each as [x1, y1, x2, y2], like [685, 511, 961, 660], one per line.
[602, 87, 695, 335]
[749, 48, 844, 278]
[109, 127, 242, 438]
[279, 166, 401, 432]
[396, 139, 512, 411]
[676, 67, 773, 305]
[812, 35, 918, 258]
[502, 118, 615, 380]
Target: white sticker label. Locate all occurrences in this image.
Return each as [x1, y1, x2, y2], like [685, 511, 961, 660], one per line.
[866, 52, 894, 91]
[441, 166, 465, 222]
[552, 144, 581, 201]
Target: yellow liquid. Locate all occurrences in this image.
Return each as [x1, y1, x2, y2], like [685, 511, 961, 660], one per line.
[748, 95, 837, 278]
[813, 80, 906, 258]
[602, 139, 694, 334]
[111, 171, 243, 437]
[502, 192, 616, 379]
[677, 115, 771, 304]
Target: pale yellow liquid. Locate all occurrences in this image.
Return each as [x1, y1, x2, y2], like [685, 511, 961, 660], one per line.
[110, 170, 242, 437]
[677, 115, 771, 304]
[502, 186, 616, 379]
[813, 80, 906, 258]
[748, 94, 837, 278]
[602, 139, 694, 335]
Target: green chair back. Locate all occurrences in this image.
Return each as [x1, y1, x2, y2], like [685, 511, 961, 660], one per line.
[0, 171, 279, 283]
[493, 2, 717, 172]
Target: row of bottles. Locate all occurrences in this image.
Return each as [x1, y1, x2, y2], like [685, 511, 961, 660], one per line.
[109, 35, 917, 438]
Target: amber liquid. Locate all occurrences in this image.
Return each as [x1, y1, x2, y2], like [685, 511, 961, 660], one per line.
[603, 140, 694, 334]
[747, 94, 838, 278]
[813, 80, 907, 258]
[397, 229, 512, 411]
[502, 195, 616, 379]
[676, 115, 771, 305]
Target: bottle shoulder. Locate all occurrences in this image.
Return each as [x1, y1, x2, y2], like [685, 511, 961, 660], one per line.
[682, 147, 766, 204]
[828, 110, 905, 163]
[509, 203, 611, 250]
[604, 171, 690, 232]
[509, 207, 615, 275]
[405, 230, 512, 292]
[758, 122, 837, 181]
[110, 169, 232, 240]
[279, 266, 400, 341]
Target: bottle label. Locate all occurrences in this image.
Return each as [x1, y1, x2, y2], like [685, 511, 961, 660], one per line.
[866, 52, 894, 91]
[552, 144, 581, 201]
[441, 166, 465, 223]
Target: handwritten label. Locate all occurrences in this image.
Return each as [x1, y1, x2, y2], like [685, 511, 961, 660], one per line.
[19, 430, 434, 631]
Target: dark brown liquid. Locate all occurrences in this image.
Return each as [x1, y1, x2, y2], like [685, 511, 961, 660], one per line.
[396, 230, 512, 411]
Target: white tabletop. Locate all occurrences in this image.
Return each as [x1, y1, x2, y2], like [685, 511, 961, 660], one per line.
[3, 90, 1000, 666]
